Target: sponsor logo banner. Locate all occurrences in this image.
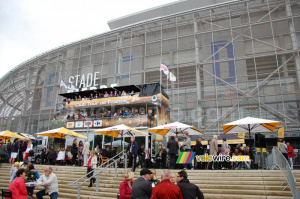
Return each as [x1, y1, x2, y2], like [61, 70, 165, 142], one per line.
[75, 121, 83, 128]
[93, 120, 102, 127]
[67, 122, 74, 128]
[84, 121, 93, 127]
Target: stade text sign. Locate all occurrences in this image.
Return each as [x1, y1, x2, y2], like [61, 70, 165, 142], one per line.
[68, 72, 99, 89]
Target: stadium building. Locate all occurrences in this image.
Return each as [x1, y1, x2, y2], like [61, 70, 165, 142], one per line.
[0, 0, 299, 143]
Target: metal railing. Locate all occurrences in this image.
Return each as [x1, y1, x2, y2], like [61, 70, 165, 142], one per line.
[67, 150, 128, 199]
[272, 146, 300, 199]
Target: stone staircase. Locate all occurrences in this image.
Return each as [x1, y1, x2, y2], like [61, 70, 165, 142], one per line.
[0, 163, 299, 199]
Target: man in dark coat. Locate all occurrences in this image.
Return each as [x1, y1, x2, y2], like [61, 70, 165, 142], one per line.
[195, 138, 204, 169]
[131, 168, 152, 199]
[177, 170, 204, 199]
[167, 136, 179, 169]
[126, 137, 138, 172]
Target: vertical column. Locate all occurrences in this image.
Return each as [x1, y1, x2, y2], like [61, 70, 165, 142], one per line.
[194, 19, 203, 127]
[286, 0, 300, 87]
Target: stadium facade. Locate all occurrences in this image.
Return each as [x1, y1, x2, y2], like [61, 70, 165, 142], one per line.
[0, 0, 300, 139]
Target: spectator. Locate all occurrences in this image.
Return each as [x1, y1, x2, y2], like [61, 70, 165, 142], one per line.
[113, 91, 118, 97]
[121, 90, 127, 96]
[232, 148, 242, 169]
[78, 141, 84, 166]
[138, 144, 145, 169]
[177, 170, 204, 199]
[144, 149, 151, 168]
[26, 164, 40, 197]
[6, 140, 12, 163]
[78, 95, 82, 101]
[40, 146, 47, 165]
[279, 140, 288, 161]
[244, 146, 254, 169]
[8, 168, 32, 199]
[83, 138, 90, 167]
[107, 111, 112, 117]
[123, 110, 130, 117]
[87, 150, 97, 187]
[47, 146, 57, 165]
[74, 96, 78, 101]
[56, 148, 65, 165]
[118, 110, 123, 117]
[155, 149, 163, 168]
[94, 93, 99, 99]
[36, 167, 58, 199]
[221, 137, 229, 170]
[209, 135, 218, 170]
[90, 93, 94, 100]
[181, 132, 193, 169]
[127, 137, 138, 172]
[130, 90, 135, 96]
[104, 91, 109, 98]
[0, 139, 6, 163]
[109, 91, 114, 97]
[287, 142, 294, 169]
[10, 138, 20, 165]
[24, 140, 33, 163]
[131, 168, 152, 199]
[119, 171, 134, 199]
[101, 146, 109, 158]
[65, 149, 72, 165]
[195, 138, 204, 169]
[10, 161, 20, 183]
[151, 169, 182, 199]
[71, 139, 78, 166]
[170, 173, 177, 184]
[149, 169, 160, 187]
[167, 136, 178, 169]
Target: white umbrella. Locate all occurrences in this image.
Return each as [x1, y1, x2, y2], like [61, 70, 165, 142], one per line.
[147, 121, 204, 137]
[222, 116, 281, 135]
[93, 124, 148, 138]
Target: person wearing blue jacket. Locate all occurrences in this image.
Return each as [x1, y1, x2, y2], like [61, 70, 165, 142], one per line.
[126, 137, 138, 172]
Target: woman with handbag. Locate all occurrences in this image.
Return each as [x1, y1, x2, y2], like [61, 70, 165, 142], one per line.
[87, 150, 97, 187]
[71, 139, 78, 166]
[221, 138, 230, 170]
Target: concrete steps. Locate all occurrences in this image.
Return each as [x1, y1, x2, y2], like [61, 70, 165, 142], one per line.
[0, 164, 298, 199]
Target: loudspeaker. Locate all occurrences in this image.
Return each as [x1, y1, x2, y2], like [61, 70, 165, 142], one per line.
[255, 133, 266, 147]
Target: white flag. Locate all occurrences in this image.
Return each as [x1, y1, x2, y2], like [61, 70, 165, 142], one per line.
[60, 80, 68, 89]
[169, 72, 176, 82]
[160, 62, 170, 75]
[71, 84, 78, 91]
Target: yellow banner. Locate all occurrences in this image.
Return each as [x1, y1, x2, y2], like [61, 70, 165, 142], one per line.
[238, 133, 245, 139]
[277, 127, 284, 138]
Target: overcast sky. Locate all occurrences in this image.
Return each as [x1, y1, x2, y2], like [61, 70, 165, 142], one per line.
[0, 0, 176, 79]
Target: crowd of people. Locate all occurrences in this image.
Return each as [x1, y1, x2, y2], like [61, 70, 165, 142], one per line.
[63, 90, 136, 103]
[119, 168, 204, 199]
[65, 107, 152, 121]
[8, 164, 58, 199]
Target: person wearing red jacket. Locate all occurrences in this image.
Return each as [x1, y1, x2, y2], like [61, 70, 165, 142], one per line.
[8, 168, 32, 199]
[119, 171, 134, 199]
[287, 142, 294, 169]
[151, 169, 183, 199]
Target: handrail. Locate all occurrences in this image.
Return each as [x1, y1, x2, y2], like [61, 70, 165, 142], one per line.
[67, 149, 128, 199]
[272, 146, 300, 199]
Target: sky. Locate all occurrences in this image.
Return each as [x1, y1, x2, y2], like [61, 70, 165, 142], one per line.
[0, 0, 176, 79]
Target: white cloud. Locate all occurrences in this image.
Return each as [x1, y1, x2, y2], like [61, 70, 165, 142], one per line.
[0, 0, 175, 79]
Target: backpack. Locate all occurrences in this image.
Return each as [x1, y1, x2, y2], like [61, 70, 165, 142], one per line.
[27, 169, 37, 182]
[6, 143, 12, 151]
[29, 150, 34, 156]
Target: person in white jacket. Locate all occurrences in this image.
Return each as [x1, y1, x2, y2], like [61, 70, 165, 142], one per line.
[82, 138, 90, 167]
[87, 150, 97, 187]
[36, 166, 58, 199]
